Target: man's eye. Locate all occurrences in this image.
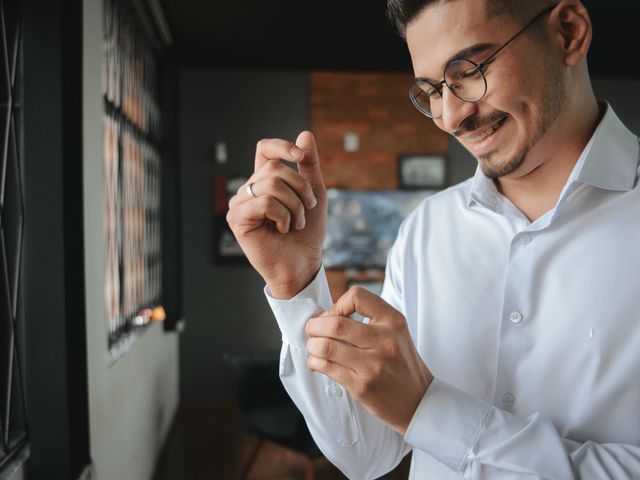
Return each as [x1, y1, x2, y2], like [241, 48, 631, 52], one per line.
[461, 66, 482, 79]
[424, 84, 442, 98]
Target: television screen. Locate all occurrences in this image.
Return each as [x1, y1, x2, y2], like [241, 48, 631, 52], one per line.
[323, 189, 435, 269]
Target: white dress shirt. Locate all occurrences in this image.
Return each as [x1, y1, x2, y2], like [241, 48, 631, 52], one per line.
[266, 105, 640, 479]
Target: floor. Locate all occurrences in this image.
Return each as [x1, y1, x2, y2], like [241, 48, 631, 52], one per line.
[152, 403, 412, 480]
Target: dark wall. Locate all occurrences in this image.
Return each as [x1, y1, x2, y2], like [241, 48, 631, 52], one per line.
[179, 68, 309, 403]
[591, 78, 640, 135]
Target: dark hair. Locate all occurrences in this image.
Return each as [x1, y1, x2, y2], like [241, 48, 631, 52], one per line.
[386, 0, 555, 37]
[386, 0, 435, 37]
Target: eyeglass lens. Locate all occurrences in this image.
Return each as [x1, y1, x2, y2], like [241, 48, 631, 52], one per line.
[411, 59, 488, 118]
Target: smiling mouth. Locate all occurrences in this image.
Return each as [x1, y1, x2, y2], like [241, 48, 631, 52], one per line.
[463, 116, 508, 145]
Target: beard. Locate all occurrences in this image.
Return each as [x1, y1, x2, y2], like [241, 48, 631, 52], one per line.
[470, 62, 566, 180]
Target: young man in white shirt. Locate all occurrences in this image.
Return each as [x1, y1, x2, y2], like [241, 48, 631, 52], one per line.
[226, 0, 640, 477]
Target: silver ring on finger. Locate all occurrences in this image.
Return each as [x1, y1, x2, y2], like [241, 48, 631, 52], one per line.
[245, 182, 257, 198]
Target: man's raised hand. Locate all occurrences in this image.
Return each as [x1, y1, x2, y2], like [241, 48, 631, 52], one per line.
[226, 131, 327, 299]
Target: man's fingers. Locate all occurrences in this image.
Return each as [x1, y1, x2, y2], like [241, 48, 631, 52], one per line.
[252, 160, 317, 209]
[306, 314, 377, 348]
[252, 132, 326, 206]
[229, 180, 305, 231]
[306, 355, 354, 386]
[255, 138, 306, 172]
[294, 131, 325, 196]
[226, 194, 292, 235]
[327, 287, 403, 326]
[230, 160, 317, 209]
[307, 338, 361, 374]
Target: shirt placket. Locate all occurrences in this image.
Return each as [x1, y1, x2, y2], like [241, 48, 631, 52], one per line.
[493, 224, 536, 411]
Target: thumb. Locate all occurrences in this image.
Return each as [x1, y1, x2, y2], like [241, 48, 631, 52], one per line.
[328, 287, 393, 325]
[295, 131, 326, 197]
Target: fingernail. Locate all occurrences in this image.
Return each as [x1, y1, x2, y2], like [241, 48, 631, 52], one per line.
[296, 216, 305, 230]
[290, 145, 303, 159]
[307, 194, 317, 209]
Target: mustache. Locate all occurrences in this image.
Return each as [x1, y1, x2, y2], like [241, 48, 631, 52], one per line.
[453, 111, 508, 137]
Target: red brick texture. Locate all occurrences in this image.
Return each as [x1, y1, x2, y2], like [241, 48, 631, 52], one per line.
[310, 71, 448, 190]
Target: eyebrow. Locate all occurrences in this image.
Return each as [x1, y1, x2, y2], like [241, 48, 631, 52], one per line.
[415, 42, 496, 84]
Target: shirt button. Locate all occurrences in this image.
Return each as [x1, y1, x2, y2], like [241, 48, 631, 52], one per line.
[509, 311, 523, 324]
[521, 234, 532, 245]
[327, 384, 343, 397]
[502, 393, 515, 407]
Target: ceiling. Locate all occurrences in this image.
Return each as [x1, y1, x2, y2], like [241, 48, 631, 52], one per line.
[158, 0, 640, 78]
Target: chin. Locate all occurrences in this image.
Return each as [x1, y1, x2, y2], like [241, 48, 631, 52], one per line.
[477, 149, 526, 181]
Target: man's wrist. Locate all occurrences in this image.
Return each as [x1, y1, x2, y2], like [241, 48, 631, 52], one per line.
[396, 369, 434, 435]
[267, 265, 322, 300]
[268, 284, 306, 300]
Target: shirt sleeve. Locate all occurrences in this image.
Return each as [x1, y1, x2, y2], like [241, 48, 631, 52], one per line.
[265, 266, 411, 480]
[405, 378, 640, 479]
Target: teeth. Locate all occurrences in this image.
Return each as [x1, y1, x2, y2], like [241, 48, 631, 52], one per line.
[467, 119, 504, 143]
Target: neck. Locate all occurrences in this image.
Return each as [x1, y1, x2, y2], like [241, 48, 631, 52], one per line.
[496, 97, 602, 222]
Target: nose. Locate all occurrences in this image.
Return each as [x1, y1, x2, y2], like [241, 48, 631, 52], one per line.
[437, 87, 477, 133]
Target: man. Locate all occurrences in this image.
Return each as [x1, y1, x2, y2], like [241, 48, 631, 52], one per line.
[226, 0, 640, 477]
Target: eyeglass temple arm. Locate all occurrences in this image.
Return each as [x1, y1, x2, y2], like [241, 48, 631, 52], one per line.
[475, 5, 555, 71]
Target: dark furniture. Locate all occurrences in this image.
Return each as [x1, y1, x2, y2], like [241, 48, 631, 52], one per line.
[224, 351, 324, 480]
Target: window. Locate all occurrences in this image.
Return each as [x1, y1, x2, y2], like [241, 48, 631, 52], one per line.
[0, 0, 29, 470]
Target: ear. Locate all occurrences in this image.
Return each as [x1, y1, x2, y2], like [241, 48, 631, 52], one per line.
[550, 0, 592, 66]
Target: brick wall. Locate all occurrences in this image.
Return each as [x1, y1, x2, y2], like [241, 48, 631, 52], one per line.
[310, 71, 448, 190]
[310, 71, 449, 299]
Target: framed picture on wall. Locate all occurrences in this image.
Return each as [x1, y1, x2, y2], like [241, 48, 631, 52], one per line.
[211, 175, 249, 265]
[398, 154, 448, 189]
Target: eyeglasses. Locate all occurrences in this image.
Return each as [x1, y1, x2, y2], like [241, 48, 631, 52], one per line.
[409, 6, 555, 119]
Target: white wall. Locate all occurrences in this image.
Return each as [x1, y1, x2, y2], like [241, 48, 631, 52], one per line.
[5, 465, 24, 480]
[82, 1, 180, 479]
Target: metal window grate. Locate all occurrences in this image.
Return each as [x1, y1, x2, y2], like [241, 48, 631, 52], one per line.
[0, 0, 28, 470]
[103, 0, 163, 357]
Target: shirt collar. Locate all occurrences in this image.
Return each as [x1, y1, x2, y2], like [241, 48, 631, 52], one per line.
[467, 103, 639, 209]
[468, 165, 498, 209]
[569, 103, 638, 192]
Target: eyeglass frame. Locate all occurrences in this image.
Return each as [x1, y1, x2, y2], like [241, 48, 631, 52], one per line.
[409, 5, 556, 119]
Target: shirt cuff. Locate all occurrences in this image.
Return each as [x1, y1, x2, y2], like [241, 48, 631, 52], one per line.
[264, 266, 333, 349]
[404, 378, 492, 473]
